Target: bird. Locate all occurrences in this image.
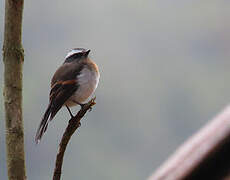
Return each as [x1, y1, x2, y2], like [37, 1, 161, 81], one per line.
[35, 48, 100, 143]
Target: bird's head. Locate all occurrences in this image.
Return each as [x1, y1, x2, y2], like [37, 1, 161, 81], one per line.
[64, 48, 90, 63]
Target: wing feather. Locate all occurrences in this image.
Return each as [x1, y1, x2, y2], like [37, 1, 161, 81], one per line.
[35, 80, 78, 143]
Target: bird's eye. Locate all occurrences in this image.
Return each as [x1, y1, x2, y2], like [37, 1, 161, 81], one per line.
[72, 53, 82, 58]
[72, 53, 81, 58]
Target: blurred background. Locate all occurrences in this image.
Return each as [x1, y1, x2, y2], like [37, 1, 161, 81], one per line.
[1, 0, 230, 179]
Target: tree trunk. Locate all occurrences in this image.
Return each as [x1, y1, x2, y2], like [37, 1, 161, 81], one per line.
[2, 0, 26, 180]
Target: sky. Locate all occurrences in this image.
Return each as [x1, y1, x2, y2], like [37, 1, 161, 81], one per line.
[1, 0, 230, 179]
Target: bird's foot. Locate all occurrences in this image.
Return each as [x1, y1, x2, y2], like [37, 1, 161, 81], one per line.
[79, 103, 93, 112]
[66, 105, 75, 119]
[79, 103, 85, 109]
[78, 102, 92, 111]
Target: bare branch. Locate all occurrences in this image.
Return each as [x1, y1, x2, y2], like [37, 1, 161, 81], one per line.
[148, 106, 230, 180]
[53, 97, 96, 180]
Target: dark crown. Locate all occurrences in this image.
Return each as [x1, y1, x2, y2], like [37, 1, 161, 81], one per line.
[64, 48, 90, 63]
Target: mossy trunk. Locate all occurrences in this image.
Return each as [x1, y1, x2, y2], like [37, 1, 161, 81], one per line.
[2, 0, 26, 179]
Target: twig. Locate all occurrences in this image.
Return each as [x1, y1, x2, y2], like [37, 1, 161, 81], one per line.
[148, 106, 230, 180]
[53, 97, 96, 180]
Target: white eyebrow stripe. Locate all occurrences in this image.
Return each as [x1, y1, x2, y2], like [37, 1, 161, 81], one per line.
[65, 49, 84, 59]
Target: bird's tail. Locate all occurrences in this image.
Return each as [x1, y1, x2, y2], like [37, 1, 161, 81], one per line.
[35, 103, 52, 144]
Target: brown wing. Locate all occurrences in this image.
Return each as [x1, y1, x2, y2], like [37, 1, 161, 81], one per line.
[51, 62, 84, 86]
[48, 62, 84, 119]
[35, 80, 78, 143]
[49, 80, 79, 119]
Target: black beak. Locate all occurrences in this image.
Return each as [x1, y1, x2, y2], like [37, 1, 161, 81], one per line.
[85, 49, 90, 57]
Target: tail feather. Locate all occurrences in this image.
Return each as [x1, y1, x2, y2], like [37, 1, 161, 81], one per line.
[35, 104, 52, 144]
[50, 104, 63, 120]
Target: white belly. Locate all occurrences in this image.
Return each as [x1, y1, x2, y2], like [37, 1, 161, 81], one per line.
[65, 67, 99, 107]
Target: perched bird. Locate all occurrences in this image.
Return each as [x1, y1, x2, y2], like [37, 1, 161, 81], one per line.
[35, 48, 100, 143]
